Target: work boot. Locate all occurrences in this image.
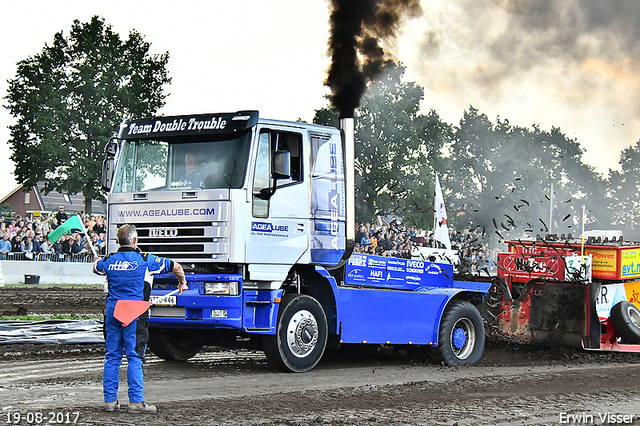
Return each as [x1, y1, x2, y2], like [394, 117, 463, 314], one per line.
[104, 400, 120, 412]
[128, 401, 157, 414]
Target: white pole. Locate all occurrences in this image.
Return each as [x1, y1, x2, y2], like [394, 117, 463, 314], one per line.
[549, 183, 554, 235]
[77, 215, 98, 258]
[581, 205, 586, 257]
[433, 173, 438, 234]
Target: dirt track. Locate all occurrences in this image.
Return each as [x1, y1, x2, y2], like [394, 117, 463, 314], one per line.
[1, 286, 640, 425]
[0, 286, 104, 316]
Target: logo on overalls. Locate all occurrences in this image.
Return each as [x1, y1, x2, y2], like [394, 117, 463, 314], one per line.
[108, 260, 139, 271]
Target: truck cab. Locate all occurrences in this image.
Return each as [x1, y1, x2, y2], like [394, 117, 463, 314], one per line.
[105, 111, 345, 271]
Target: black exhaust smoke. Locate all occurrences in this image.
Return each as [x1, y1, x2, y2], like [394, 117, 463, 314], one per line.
[325, 0, 422, 118]
[327, 0, 420, 265]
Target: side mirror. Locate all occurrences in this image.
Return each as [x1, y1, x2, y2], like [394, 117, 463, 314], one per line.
[101, 158, 115, 192]
[255, 150, 292, 200]
[105, 139, 118, 157]
[102, 138, 119, 192]
[273, 150, 291, 180]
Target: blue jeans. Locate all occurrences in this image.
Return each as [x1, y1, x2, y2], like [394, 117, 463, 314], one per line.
[103, 303, 148, 403]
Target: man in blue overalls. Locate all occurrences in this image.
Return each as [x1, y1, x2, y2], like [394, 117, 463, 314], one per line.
[93, 224, 187, 414]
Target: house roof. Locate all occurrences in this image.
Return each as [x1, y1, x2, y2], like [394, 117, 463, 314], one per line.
[0, 185, 24, 203]
[36, 182, 106, 214]
[0, 182, 106, 215]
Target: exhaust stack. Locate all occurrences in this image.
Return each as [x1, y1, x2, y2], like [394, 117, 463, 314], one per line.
[339, 117, 356, 261]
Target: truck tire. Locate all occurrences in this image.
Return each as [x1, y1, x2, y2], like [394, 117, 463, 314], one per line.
[262, 294, 328, 373]
[435, 300, 484, 366]
[148, 328, 202, 361]
[610, 301, 640, 344]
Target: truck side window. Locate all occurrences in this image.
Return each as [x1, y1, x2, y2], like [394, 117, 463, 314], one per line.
[252, 130, 303, 217]
[252, 132, 271, 218]
[275, 132, 302, 185]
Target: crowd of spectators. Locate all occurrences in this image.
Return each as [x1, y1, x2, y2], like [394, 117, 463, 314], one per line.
[1, 207, 501, 273]
[0, 206, 107, 261]
[450, 229, 500, 275]
[355, 219, 422, 259]
[354, 219, 499, 275]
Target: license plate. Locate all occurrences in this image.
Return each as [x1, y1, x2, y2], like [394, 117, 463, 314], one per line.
[150, 295, 177, 306]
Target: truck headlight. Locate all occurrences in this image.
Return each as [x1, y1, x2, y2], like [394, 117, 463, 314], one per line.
[204, 281, 239, 296]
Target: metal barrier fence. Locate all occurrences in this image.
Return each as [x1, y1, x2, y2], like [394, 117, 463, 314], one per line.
[0, 252, 94, 263]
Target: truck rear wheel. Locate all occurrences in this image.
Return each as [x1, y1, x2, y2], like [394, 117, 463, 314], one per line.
[262, 294, 328, 373]
[435, 300, 484, 366]
[148, 328, 202, 361]
[610, 301, 640, 344]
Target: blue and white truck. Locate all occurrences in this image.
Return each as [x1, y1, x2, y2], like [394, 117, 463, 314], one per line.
[101, 111, 491, 372]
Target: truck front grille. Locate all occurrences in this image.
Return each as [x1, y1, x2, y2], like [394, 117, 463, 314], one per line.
[131, 221, 229, 261]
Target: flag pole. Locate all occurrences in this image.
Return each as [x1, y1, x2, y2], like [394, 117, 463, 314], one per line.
[549, 183, 554, 235]
[433, 173, 438, 235]
[581, 205, 586, 257]
[77, 215, 98, 258]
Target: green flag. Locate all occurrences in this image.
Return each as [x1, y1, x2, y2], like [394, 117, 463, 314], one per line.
[47, 215, 85, 243]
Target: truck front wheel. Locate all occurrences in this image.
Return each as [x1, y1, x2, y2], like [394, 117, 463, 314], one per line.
[611, 301, 640, 344]
[148, 328, 202, 361]
[435, 300, 484, 366]
[263, 294, 328, 373]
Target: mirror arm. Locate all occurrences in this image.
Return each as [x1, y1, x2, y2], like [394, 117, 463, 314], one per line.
[256, 178, 278, 200]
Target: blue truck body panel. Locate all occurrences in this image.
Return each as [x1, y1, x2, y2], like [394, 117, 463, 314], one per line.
[149, 274, 281, 334]
[336, 281, 491, 345]
[148, 254, 490, 346]
[345, 253, 455, 289]
[335, 254, 491, 345]
[335, 286, 449, 344]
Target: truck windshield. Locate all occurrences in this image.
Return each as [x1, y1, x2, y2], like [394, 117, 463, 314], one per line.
[112, 132, 252, 192]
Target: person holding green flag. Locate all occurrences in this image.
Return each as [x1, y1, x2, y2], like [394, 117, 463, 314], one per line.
[93, 224, 188, 413]
[47, 215, 96, 257]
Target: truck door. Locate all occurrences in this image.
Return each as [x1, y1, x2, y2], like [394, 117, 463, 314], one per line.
[246, 128, 309, 273]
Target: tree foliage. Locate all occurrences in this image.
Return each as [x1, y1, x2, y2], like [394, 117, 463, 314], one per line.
[443, 107, 607, 242]
[314, 59, 640, 245]
[608, 140, 640, 240]
[0, 203, 12, 217]
[4, 16, 170, 214]
[314, 62, 450, 228]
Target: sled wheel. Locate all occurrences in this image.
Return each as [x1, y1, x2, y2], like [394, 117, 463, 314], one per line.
[148, 328, 202, 361]
[610, 301, 640, 344]
[263, 294, 328, 372]
[435, 300, 485, 366]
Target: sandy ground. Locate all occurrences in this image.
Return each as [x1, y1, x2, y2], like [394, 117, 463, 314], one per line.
[1, 286, 640, 426]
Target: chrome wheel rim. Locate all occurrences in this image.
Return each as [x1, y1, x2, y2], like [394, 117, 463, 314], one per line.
[286, 309, 319, 358]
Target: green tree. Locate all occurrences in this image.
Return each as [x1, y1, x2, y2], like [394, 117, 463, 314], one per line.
[0, 203, 12, 218]
[314, 62, 451, 228]
[445, 107, 605, 243]
[4, 16, 170, 214]
[607, 140, 640, 240]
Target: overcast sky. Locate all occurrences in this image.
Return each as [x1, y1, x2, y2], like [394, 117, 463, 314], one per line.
[1, 0, 638, 200]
